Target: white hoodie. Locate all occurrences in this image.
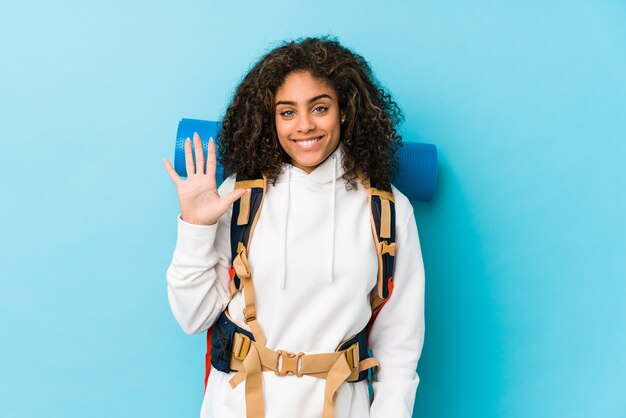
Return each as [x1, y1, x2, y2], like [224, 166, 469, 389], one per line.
[166, 145, 425, 418]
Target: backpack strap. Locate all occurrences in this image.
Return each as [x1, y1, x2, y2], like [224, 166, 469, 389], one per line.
[229, 177, 266, 288]
[204, 174, 267, 388]
[225, 175, 270, 417]
[205, 171, 395, 417]
[363, 178, 397, 327]
[229, 174, 268, 346]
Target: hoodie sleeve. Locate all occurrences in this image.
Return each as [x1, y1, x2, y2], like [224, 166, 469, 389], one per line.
[166, 176, 236, 335]
[368, 189, 426, 418]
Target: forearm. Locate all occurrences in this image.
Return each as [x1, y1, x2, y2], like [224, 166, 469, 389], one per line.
[166, 216, 231, 334]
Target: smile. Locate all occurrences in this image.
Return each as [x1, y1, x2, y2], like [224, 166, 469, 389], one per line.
[291, 136, 323, 150]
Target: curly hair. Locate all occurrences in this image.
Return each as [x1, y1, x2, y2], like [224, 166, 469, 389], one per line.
[217, 36, 403, 190]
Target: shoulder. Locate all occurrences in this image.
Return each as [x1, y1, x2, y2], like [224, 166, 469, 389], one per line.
[390, 184, 415, 226]
[390, 185, 423, 266]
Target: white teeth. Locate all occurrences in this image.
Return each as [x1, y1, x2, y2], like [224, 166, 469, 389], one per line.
[294, 136, 322, 146]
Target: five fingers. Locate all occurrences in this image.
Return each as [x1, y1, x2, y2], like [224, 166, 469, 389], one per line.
[164, 133, 220, 188]
[166, 133, 246, 214]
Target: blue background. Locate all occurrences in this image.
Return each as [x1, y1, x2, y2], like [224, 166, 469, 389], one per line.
[1, 1, 625, 417]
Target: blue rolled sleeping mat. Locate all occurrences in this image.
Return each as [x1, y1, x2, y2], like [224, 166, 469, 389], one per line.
[174, 118, 438, 202]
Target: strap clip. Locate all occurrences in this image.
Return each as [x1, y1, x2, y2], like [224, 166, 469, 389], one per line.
[232, 332, 252, 361]
[345, 344, 358, 370]
[376, 241, 396, 256]
[275, 350, 304, 377]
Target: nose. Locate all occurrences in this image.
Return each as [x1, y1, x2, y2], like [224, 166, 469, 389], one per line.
[296, 112, 315, 133]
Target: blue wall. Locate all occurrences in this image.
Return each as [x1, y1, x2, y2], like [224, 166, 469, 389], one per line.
[1, 1, 624, 417]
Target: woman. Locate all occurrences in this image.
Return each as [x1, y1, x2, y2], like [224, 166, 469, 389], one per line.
[164, 36, 425, 418]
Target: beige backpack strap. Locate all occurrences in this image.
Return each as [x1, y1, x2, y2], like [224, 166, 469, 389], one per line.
[231, 176, 268, 346]
[229, 176, 268, 418]
[218, 173, 388, 418]
[232, 247, 267, 346]
[322, 354, 354, 418]
[226, 333, 378, 418]
[359, 173, 396, 309]
[234, 179, 266, 226]
[369, 188, 394, 239]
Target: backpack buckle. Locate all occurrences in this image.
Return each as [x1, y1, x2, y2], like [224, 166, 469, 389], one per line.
[377, 241, 396, 256]
[275, 350, 304, 377]
[345, 344, 358, 370]
[232, 333, 251, 361]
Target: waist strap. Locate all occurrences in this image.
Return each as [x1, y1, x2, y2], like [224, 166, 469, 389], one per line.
[211, 311, 379, 418]
[229, 332, 376, 381]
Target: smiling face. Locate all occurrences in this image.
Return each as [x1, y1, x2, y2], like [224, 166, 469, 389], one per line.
[274, 71, 344, 173]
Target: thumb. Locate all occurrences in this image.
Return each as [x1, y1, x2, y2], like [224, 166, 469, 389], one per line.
[222, 188, 249, 207]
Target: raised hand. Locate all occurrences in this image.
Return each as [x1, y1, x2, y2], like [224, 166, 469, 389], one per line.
[164, 132, 247, 225]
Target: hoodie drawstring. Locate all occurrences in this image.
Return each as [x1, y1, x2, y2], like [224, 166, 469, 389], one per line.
[280, 166, 291, 289]
[329, 155, 337, 283]
[280, 152, 339, 288]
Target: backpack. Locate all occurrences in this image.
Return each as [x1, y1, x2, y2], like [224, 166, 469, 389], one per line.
[204, 172, 396, 418]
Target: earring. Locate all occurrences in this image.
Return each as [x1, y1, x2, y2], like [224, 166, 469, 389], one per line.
[341, 117, 345, 123]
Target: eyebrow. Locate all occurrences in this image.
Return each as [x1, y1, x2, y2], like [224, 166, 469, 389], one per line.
[275, 94, 333, 107]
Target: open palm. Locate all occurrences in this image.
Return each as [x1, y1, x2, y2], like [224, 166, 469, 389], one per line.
[164, 132, 247, 225]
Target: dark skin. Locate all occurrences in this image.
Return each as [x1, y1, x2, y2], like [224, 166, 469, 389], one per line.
[218, 36, 403, 190]
[164, 37, 403, 225]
